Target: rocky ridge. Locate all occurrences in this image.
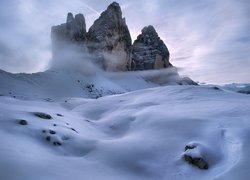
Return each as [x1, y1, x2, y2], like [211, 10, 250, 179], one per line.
[51, 2, 171, 71]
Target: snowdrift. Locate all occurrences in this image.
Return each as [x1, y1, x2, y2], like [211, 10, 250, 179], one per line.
[0, 85, 249, 180]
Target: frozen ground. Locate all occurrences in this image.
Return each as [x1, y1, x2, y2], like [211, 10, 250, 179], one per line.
[0, 77, 250, 179]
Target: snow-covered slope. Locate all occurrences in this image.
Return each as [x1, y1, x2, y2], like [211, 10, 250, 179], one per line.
[221, 83, 250, 95]
[0, 68, 193, 100]
[0, 85, 249, 180]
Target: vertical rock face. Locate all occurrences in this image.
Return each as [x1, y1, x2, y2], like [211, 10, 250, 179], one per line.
[51, 13, 87, 67]
[50, 2, 172, 72]
[131, 25, 171, 70]
[87, 2, 132, 71]
[52, 12, 87, 43]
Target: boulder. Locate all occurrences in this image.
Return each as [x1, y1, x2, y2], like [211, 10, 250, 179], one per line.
[19, 119, 28, 125]
[33, 112, 52, 120]
[183, 143, 209, 170]
[184, 154, 209, 169]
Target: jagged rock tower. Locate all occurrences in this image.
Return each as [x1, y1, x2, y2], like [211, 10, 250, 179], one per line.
[87, 2, 132, 71]
[131, 25, 171, 70]
[51, 2, 172, 72]
[52, 12, 87, 43]
[51, 13, 87, 58]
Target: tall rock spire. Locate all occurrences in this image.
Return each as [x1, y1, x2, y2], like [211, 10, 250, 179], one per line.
[66, 12, 74, 23]
[50, 2, 173, 72]
[51, 12, 87, 43]
[87, 2, 132, 71]
[131, 25, 171, 70]
[51, 12, 87, 60]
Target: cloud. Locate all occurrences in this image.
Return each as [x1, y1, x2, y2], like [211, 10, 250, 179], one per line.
[0, 0, 249, 83]
[151, 0, 250, 83]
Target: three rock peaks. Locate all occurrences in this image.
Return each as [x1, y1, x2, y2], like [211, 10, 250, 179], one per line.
[51, 2, 171, 71]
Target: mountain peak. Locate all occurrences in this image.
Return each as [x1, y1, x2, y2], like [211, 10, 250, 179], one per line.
[108, 2, 121, 10]
[131, 26, 171, 70]
[87, 1, 132, 71]
[99, 1, 122, 20]
[51, 12, 87, 60]
[66, 12, 74, 23]
[51, 3, 172, 72]
[74, 13, 86, 27]
[108, 1, 120, 8]
[142, 25, 158, 35]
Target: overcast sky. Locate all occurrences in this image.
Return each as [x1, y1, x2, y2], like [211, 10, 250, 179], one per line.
[0, 0, 249, 84]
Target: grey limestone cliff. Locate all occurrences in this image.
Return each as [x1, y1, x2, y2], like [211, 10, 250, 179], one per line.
[87, 2, 132, 71]
[51, 13, 87, 59]
[51, 2, 173, 72]
[131, 25, 171, 71]
[51, 12, 87, 43]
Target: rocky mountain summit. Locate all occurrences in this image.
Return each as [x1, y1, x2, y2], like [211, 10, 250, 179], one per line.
[51, 12, 87, 58]
[131, 25, 171, 70]
[87, 2, 132, 71]
[51, 12, 87, 43]
[51, 2, 171, 72]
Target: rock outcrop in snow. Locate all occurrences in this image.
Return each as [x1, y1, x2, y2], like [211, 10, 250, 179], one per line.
[183, 144, 209, 169]
[131, 25, 171, 70]
[50, 2, 174, 72]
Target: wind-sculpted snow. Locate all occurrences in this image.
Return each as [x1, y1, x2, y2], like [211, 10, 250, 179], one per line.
[0, 85, 249, 179]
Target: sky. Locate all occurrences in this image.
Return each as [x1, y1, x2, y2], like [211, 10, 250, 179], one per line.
[0, 0, 249, 84]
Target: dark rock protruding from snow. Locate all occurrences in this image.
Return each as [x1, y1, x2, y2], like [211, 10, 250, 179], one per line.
[183, 143, 209, 170]
[19, 120, 28, 125]
[184, 154, 209, 170]
[87, 2, 132, 71]
[131, 25, 171, 70]
[33, 112, 52, 120]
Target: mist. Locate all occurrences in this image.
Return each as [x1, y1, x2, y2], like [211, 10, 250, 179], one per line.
[50, 41, 102, 76]
[0, 0, 249, 83]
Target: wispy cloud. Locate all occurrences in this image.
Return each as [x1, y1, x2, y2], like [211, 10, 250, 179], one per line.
[81, 2, 100, 16]
[0, 0, 249, 83]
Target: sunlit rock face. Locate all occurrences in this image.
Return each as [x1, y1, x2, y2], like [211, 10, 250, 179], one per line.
[131, 25, 171, 70]
[87, 2, 132, 71]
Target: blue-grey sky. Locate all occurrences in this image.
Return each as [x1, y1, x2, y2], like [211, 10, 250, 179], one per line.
[0, 0, 249, 83]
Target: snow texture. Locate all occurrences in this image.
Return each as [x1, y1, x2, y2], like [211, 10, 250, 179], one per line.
[0, 70, 249, 179]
